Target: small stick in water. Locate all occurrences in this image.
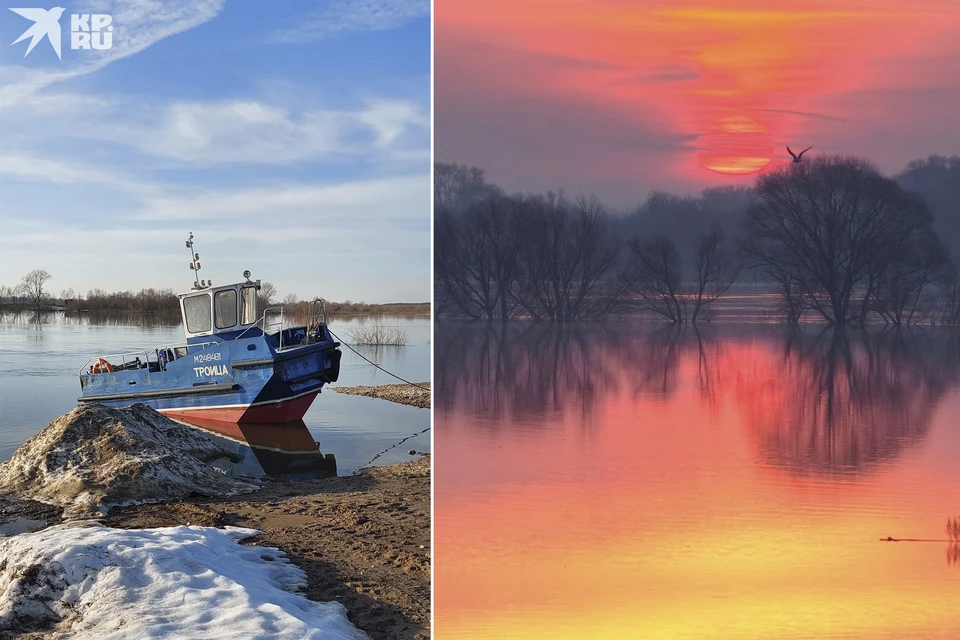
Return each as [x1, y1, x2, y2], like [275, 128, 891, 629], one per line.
[881, 516, 960, 543]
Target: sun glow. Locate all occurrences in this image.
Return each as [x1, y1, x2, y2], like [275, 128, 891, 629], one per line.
[696, 116, 774, 175]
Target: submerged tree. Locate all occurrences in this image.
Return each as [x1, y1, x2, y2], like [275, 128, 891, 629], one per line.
[21, 269, 52, 312]
[743, 156, 944, 325]
[872, 229, 951, 325]
[436, 189, 624, 322]
[435, 192, 522, 321]
[624, 235, 685, 322]
[512, 194, 623, 322]
[624, 231, 739, 323]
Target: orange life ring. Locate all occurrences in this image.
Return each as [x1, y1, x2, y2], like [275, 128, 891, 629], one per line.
[91, 358, 115, 374]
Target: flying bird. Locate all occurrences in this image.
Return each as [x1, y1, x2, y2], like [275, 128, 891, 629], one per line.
[787, 145, 812, 163]
[9, 7, 65, 60]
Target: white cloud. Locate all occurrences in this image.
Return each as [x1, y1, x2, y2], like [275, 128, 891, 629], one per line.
[359, 99, 429, 147]
[135, 174, 429, 223]
[0, 0, 225, 110]
[129, 98, 426, 164]
[268, 0, 429, 43]
[0, 153, 155, 193]
[0, 93, 428, 167]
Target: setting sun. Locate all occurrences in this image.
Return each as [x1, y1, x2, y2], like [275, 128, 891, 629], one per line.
[697, 116, 774, 175]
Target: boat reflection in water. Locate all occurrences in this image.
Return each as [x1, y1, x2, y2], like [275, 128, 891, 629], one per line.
[170, 416, 337, 479]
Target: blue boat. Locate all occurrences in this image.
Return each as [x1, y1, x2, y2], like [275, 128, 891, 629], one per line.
[78, 234, 342, 423]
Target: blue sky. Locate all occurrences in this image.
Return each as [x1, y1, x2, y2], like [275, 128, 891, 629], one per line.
[0, 0, 430, 303]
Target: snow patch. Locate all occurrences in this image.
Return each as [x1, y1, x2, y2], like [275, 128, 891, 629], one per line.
[0, 524, 368, 639]
[0, 404, 258, 518]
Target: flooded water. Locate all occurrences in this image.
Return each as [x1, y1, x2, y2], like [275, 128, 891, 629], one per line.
[435, 322, 960, 639]
[0, 314, 429, 474]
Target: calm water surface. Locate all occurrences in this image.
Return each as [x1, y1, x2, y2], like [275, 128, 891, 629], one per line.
[435, 322, 960, 639]
[0, 314, 429, 474]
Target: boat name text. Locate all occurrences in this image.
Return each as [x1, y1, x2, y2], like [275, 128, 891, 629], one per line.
[194, 364, 230, 377]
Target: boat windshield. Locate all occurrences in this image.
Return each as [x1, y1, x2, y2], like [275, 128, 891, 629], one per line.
[183, 293, 212, 333]
[215, 289, 238, 329]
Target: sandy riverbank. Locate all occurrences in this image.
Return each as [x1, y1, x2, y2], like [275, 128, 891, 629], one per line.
[331, 383, 431, 409]
[103, 455, 431, 640]
[0, 404, 430, 639]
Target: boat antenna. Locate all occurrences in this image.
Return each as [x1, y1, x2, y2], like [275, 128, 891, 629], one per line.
[186, 232, 203, 290]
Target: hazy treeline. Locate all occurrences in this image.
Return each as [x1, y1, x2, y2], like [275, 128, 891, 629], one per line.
[0, 270, 428, 318]
[436, 155, 960, 325]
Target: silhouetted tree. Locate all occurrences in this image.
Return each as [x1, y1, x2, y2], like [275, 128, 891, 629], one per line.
[625, 231, 739, 323]
[872, 230, 951, 324]
[691, 230, 740, 322]
[434, 162, 502, 213]
[513, 193, 623, 322]
[624, 235, 685, 322]
[744, 156, 939, 325]
[435, 193, 522, 320]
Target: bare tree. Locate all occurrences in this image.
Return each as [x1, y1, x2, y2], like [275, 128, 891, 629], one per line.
[624, 235, 685, 322]
[434, 162, 501, 213]
[257, 282, 277, 310]
[434, 193, 522, 321]
[625, 231, 739, 323]
[744, 156, 937, 325]
[938, 273, 960, 325]
[690, 231, 740, 322]
[21, 269, 52, 312]
[873, 230, 951, 325]
[433, 209, 475, 319]
[513, 194, 623, 322]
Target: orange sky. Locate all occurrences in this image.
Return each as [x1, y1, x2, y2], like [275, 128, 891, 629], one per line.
[435, 0, 960, 203]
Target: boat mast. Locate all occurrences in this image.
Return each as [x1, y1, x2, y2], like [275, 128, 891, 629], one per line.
[186, 232, 203, 290]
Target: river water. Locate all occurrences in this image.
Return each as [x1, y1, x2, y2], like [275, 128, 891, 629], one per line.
[435, 322, 960, 639]
[0, 314, 429, 474]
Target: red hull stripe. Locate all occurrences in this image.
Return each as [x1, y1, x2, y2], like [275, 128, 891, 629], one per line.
[160, 392, 318, 424]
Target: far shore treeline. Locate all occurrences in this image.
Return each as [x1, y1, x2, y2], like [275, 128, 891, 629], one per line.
[0, 274, 428, 318]
[435, 155, 960, 325]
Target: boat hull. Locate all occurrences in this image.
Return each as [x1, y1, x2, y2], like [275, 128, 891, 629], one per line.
[78, 332, 341, 424]
[159, 390, 319, 423]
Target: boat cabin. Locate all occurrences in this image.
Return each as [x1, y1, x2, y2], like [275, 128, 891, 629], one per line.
[179, 279, 261, 342]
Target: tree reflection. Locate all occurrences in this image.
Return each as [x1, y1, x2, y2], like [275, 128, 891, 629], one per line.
[435, 322, 623, 429]
[438, 321, 960, 474]
[947, 543, 960, 568]
[734, 328, 957, 475]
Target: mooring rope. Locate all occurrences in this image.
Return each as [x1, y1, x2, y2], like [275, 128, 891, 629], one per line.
[324, 327, 431, 472]
[327, 328, 430, 392]
[354, 426, 431, 474]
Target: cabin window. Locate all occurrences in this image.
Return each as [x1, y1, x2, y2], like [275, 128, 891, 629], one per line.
[215, 289, 238, 329]
[183, 294, 212, 333]
[241, 286, 257, 325]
